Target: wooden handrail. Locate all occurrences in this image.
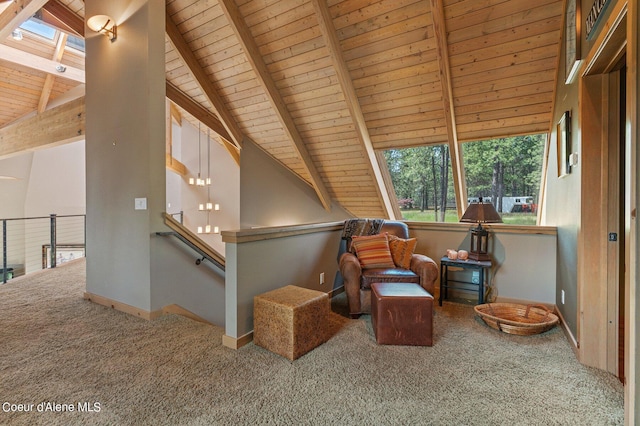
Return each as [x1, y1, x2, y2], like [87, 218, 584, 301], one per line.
[162, 213, 225, 269]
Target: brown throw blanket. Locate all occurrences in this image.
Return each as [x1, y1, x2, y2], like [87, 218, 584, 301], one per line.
[341, 218, 385, 252]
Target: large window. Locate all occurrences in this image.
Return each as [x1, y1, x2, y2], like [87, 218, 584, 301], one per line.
[462, 135, 545, 225]
[384, 134, 545, 225]
[384, 145, 456, 222]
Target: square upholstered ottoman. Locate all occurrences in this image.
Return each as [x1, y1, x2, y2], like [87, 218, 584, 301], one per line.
[371, 282, 433, 346]
[253, 285, 330, 360]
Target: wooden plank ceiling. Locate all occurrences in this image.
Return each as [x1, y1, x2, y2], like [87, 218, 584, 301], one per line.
[0, 0, 563, 218]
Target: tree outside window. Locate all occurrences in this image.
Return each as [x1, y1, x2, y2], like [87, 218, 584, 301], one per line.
[384, 145, 456, 222]
[384, 134, 545, 225]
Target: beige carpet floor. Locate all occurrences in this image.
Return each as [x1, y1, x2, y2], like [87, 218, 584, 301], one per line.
[0, 259, 624, 425]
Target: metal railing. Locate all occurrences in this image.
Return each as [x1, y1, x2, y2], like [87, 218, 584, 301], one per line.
[1, 214, 86, 284]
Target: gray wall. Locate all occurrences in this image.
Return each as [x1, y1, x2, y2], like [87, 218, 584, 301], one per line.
[541, 7, 582, 338]
[411, 224, 557, 304]
[225, 225, 342, 339]
[223, 222, 556, 340]
[541, 0, 624, 338]
[85, 0, 166, 311]
[240, 139, 351, 228]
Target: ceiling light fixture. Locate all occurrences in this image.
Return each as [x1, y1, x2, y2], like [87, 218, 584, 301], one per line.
[87, 14, 117, 42]
[11, 29, 22, 41]
[55, 64, 66, 73]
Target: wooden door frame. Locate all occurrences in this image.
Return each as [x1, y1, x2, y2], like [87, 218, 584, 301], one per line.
[578, 0, 628, 374]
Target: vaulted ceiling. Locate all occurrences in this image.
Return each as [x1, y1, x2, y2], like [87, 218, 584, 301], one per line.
[0, 0, 564, 218]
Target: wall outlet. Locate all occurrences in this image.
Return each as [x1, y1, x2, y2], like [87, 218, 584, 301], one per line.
[561, 290, 565, 305]
[471, 271, 480, 284]
[320, 272, 325, 285]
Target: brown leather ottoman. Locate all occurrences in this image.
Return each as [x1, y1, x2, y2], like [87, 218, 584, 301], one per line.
[371, 282, 433, 346]
[253, 285, 330, 360]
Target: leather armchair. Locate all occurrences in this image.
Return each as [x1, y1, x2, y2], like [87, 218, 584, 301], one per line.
[339, 221, 438, 318]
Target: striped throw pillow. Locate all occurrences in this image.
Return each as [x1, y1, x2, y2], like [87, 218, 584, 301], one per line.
[351, 234, 395, 269]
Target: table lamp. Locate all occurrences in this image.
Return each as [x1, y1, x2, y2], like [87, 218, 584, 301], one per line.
[460, 197, 502, 261]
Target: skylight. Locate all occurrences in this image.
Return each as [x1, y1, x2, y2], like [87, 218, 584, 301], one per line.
[66, 35, 85, 52]
[19, 18, 56, 40]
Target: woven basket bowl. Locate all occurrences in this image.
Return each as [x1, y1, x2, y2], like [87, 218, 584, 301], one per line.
[474, 303, 559, 336]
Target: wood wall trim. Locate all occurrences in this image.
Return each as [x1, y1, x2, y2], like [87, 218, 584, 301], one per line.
[222, 332, 253, 350]
[84, 293, 212, 325]
[625, 0, 638, 423]
[583, 1, 628, 76]
[407, 221, 557, 235]
[221, 221, 344, 244]
[84, 292, 157, 321]
[221, 220, 556, 245]
[577, 73, 610, 370]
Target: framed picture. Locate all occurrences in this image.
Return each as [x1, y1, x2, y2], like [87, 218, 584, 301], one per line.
[557, 111, 571, 177]
[42, 244, 85, 268]
[565, 0, 581, 83]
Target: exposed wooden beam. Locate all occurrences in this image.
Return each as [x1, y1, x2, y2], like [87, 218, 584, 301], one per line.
[0, 43, 85, 83]
[166, 81, 240, 166]
[218, 0, 332, 211]
[165, 11, 243, 150]
[0, 96, 84, 159]
[38, 32, 67, 113]
[311, 0, 396, 219]
[166, 153, 187, 176]
[430, 0, 467, 217]
[165, 98, 186, 176]
[375, 150, 403, 219]
[40, 0, 84, 38]
[0, 0, 47, 40]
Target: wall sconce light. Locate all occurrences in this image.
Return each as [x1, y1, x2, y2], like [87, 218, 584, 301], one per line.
[87, 15, 117, 42]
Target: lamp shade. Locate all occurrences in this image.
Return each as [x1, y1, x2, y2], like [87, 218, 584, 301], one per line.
[87, 15, 117, 41]
[460, 197, 502, 261]
[460, 198, 502, 224]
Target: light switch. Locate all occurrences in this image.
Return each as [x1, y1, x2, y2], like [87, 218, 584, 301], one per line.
[134, 198, 147, 210]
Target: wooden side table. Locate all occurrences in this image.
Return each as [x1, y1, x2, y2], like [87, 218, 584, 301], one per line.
[439, 257, 492, 306]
